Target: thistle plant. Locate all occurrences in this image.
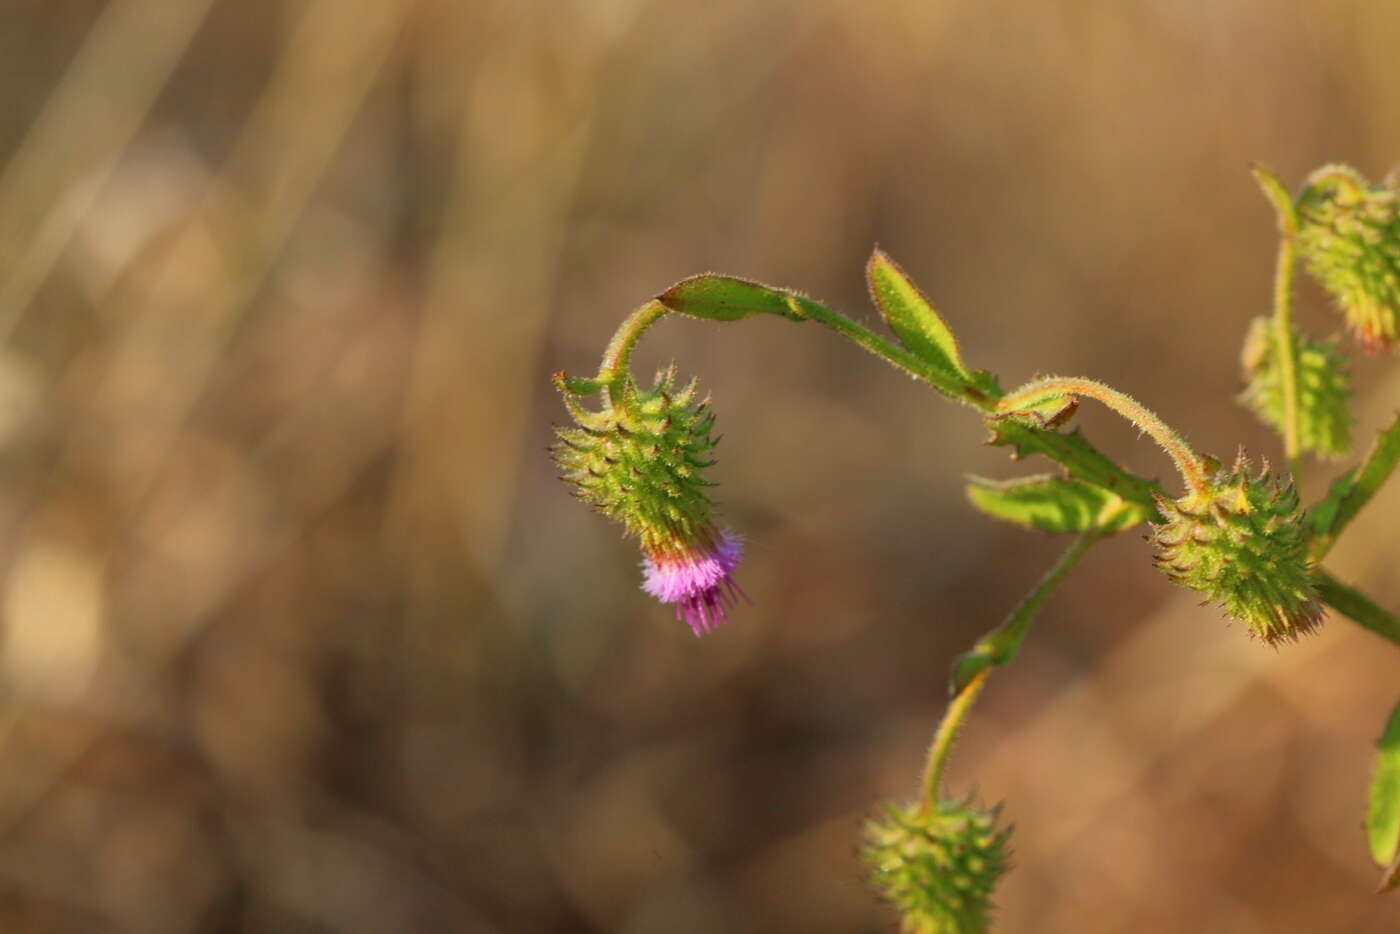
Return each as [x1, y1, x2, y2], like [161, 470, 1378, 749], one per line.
[552, 164, 1400, 927]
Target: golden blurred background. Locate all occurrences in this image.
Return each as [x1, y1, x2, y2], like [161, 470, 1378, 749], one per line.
[2, 0, 1400, 931]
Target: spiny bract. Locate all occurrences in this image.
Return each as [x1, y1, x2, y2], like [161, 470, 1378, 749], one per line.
[1239, 316, 1353, 458]
[553, 364, 719, 556]
[863, 798, 1011, 934]
[1150, 452, 1323, 644]
[1296, 164, 1400, 352]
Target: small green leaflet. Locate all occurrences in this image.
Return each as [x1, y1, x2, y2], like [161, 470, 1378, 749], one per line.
[1367, 700, 1400, 892]
[1310, 413, 1400, 559]
[966, 474, 1148, 535]
[657, 274, 809, 322]
[866, 250, 972, 385]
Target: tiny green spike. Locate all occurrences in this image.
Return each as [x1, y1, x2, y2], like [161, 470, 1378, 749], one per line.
[1149, 451, 1322, 644]
[1295, 165, 1400, 352]
[863, 798, 1011, 934]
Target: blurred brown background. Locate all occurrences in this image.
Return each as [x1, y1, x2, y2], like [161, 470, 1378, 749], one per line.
[1, 0, 1400, 931]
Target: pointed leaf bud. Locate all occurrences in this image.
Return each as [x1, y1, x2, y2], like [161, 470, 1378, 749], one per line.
[1295, 165, 1400, 352]
[1149, 451, 1323, 644]
[1239, 316, 1353, 458]
[863, 798, 1011, 934]
[552, 366, 745, 635]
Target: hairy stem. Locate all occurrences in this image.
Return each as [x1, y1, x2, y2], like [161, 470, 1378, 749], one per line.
[1254, 165, 1304, 479]
[921, 532, 1100, 808]
[919, 668, 990, 813]
[1271, 236, 1302, 478]
[596, 299, 669, 403]
[1315, 570, 1400, 648]
[786, 295, 996, 409]
[997, 377, 1210, 496]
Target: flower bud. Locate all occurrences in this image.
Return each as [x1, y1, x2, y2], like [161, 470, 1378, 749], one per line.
[553, 365, 744, 635]
[1239, 316, 1353, 458]
[1296, 165, 1400, 352]
[1150, 452, 1323, 644]
[863, 798, 1011, 934]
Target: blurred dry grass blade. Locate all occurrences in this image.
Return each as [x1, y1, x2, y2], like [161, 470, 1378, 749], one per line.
[0, 0, 215, 344]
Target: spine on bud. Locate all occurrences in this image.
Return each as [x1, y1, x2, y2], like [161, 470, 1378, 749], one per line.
[1295, 165, 1400, 352]
[1149, 451, 1323, 644]
[863, 797, 1012, 934]
[553, 365, 746, 635]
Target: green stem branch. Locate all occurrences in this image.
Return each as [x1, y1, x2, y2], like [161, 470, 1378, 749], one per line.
[919, 669, 990, 813]
[1254, 165, 1304, 479]
[1271, 235, 1302, 478]
[920, 532, 1101, 809]
[597, 299, 668, 404]
[788, 296, 995, 410]
[1315, 569, 1400, 648]
[997, 377, 1210, 496]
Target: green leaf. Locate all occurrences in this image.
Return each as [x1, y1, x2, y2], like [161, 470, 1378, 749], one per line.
[1367, 701, 1400, 884]
[865, 249, 971, 383]
[1310, 412, 1400, 558]
[986, 422, 1161, 515]
[657, 274, 810, 322]
[966, 474, 1148, 535]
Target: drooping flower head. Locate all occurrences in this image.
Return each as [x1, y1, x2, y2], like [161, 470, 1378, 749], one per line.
[1150, 451, 1323, 644]
[1295, 164, 1400, 353]
[863, 797, 1012, 934]
[552, 365, 744, 635]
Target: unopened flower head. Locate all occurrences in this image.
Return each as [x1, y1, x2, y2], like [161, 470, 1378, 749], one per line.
[1296, 164, 1400, 352]
[863, 797, 1011, 934]
[1150, 451, 1323, 644]
[552, 365, 744, 635]
[1239, 316, 1353, 458]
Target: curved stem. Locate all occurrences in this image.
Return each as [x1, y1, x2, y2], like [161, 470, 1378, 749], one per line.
[919, 669, 990, 812]
[921, 531, 1101, 810]
[594, 299, 668, 404]
[997, 377, 1210, 496]
[1304, 166, 1366, 201]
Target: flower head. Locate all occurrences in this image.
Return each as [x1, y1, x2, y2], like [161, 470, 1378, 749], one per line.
[1150, 451, 1323, 644]
[1295, 165, 1400, 352]
[553, 365, 745, 635]
[642, 529, 745, 635]
[863, 797, 1012, 934]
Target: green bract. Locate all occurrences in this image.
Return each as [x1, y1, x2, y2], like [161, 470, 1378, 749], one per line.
[1239, 316, 1353, 458]
[863, 798, 1011, 934]
[552, 365, 719, 557]
[1296, 165, 1400, 352]
[1150, 453, 1323, 644]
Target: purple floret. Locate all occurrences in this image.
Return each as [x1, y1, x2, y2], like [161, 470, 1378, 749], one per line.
[641, 531, 745, 636]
